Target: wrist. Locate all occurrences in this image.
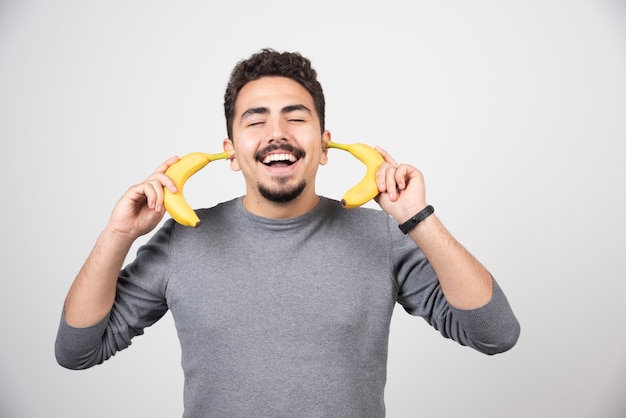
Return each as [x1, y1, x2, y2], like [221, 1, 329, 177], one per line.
[101, 225, 137, 250]
[398, 205, 435, 234]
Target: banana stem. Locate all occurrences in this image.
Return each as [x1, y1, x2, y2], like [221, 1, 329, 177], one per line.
[207, 150, 234, 161]
[327, 141, 349, 151]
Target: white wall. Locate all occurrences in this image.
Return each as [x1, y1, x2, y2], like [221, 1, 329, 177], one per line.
[1, 1, 625, 417]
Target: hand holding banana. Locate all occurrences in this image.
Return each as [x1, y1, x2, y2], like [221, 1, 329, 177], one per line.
[327, 141, 385, 208]
[163, 142, 385, 226]
[163, 151, 232, 227]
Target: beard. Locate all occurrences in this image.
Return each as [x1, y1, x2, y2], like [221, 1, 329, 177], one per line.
[255, 143, 308, 203]
[258, 178, 306, 203]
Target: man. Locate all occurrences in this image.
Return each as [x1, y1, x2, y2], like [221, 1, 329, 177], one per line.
[56, 48, 520, 417]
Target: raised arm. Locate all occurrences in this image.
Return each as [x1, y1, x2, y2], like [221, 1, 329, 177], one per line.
[374, 147, 492, 310]
[62, 156, 179, 327]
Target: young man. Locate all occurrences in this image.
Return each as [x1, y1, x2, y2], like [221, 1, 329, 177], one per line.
[56, 48, 520, 417]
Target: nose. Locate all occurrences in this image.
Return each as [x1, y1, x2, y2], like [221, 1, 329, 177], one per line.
[266, 118, 289, 142]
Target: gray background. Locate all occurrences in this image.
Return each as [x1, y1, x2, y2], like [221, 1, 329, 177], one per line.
[1, 1, 625, 417]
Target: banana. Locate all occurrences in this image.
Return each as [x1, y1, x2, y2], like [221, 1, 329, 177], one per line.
[163, 142, 383, 225]
[164, 151, 231, 227]
[328, 141, 385, 208]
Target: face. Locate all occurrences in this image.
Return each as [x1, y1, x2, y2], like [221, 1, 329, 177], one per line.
[224, 76, 330, 212]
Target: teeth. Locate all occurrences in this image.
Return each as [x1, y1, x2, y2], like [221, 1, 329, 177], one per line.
[262, 153, 297, 164]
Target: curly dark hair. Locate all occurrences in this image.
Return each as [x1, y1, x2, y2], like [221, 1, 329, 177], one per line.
[224, 48, 325, 139]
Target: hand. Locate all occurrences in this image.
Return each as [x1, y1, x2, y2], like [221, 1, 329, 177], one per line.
[373, 146, 428, 223]
[106, 156, 179, 241]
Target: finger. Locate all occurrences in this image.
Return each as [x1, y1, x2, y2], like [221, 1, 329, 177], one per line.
[160, 171, 179, 194]
[394, 164, 409, 190]
[385, 165, 399, 200]
[145, 156, 180, 196]
[145, 168, 178, 194]
[375, 146, 398, 167]
[376, 162, 395, 193]
[153, 155, 180, 175]
[134, 176, 163, 211]
[137, 180, 157, 210]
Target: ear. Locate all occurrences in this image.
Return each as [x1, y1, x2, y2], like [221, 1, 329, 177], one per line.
[223, 138, 240, 171]
[320, 130, 331, 166]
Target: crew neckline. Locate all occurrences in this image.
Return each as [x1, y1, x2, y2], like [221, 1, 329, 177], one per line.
[235, 196, 331, 227]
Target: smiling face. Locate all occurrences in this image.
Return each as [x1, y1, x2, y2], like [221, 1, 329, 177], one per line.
[224, 76, 331, 218]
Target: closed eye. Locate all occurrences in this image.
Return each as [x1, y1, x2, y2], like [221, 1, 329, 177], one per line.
[283, 104, 312, 123]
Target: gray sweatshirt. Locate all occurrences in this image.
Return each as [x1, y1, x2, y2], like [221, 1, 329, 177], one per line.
[56, 197, 520, 417]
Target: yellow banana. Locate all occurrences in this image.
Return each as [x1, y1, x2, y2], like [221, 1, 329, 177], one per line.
[164, 151, 231, 227]
[328, 141, 385, 208]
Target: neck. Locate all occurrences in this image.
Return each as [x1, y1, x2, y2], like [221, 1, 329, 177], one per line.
[242, 193, 320, 219]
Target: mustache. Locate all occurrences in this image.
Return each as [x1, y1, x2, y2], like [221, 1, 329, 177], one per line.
[255, 143, 305, 161]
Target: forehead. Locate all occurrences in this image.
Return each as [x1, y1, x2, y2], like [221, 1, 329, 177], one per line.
[235, 76, 315, 115]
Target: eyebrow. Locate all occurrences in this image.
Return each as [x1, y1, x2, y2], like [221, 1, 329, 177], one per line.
[240, 104, 312, 120]
[282, 104, 312, 115]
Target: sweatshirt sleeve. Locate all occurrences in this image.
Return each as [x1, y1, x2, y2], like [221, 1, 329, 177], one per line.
[391, 221, 520, 355]
[55, 311, 111, 369]
[445, 279, 521, 354]
[55, 221, 174, 370]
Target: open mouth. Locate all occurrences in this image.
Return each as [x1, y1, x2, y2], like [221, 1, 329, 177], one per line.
[257, 144, 304, 168]
[261, 153, 298, 167]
